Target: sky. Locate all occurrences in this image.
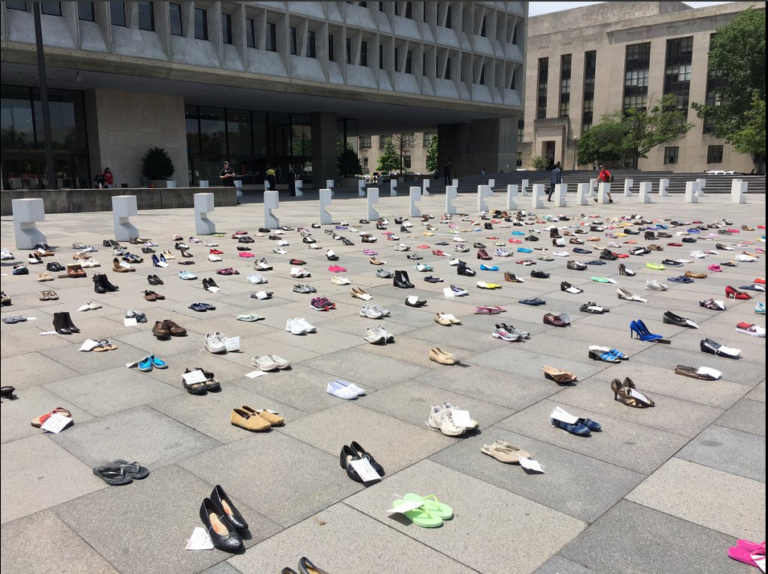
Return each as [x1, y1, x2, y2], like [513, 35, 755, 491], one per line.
[529, 1, 733, 17]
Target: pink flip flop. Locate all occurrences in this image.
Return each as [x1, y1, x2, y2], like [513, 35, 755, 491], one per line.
[738, 540, 766, 553]
[728, 545, 765, 568]
[708, 264, 722, 272]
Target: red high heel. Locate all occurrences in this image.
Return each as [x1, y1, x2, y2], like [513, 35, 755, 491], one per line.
[726, 286, 752, 300]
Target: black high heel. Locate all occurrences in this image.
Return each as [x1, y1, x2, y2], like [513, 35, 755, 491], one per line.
[350, 441, 384, 475]
[53, 312, 71, 335]
[199, 498, 243, 553]
[299, 557, 329, 574]
[210, 485, 248, 531]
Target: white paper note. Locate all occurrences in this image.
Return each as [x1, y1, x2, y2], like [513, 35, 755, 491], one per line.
[255, 291, 268, 300]
[79, 339, 100, 352]
[183, 369, 208, 385]
[550, 407, 579, 425]
[451, 409, 473, 428]
[359, 294, 373, 301]
[185, 527, 214, 551]
[386, 499, 425, 515]
[754, 555, 766, 573]
[119, 260, 131, 269]
[156, 261, 169, 268]
[349, 458, 381, 483]
[40, 331, 57, 335]
[519, 456, 545, 473]
[697, 367, 722, 379]
[443, 288, 455, 298]
[628, 388, 651, 404]
[207, 286, 221, 293]
[124, 317, 138, 327]
[245, 371, 269, 379]
[224, 337, 240, 352]
[40, 413, 73, 434]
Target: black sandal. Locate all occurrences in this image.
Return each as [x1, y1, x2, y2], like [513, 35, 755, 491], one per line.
[92, 465, 133, 486]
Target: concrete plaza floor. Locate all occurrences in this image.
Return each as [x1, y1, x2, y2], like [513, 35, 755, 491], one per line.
[1, 190, 765, 574]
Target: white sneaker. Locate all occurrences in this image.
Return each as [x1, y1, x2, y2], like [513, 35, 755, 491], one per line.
[331, 276, 351, 285]
[645, 280, 668, 291]
[690, 250, 707, 259]
[360, 305, 384, 319]
[308, 243, 321, 250]
[252, 355, 279, 371]
[204, 332, 227, 354]
[553, 251, 570, 257]
[495, 248, 511, 257]
[335, 378, 366, 396]
[442, 402, 478, 429]
[255, 259, 272, 270]
[273, 248, 287, 255]
[394, 244, 411, 251]
[247, 274, 267, 284]
[290, 267, 310, 278]
[427, 405, 466, 436]
[277, 240, 289, 247]
[370, 304, 390, 317]
[296, 317, 316, 333]
[81, 259, 101, 268]
[326, 381, 359, 400]
[738, 253, 758, 262]
[285, 319, 307, 335]
[208, 254, 222, 262]
[205, 241, 218, 247]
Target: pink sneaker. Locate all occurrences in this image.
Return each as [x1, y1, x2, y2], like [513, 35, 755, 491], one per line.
[363, 249, 378, 256]
[239, 252, 255, 258]
[328, 265, 347, 273]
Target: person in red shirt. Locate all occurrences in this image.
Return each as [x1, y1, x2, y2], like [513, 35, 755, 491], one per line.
[595, 164, 614, 203]
[103, 167, 114, 189]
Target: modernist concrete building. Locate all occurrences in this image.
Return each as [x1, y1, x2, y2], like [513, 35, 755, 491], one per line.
[0, 1, 526, 190]
[521, 1, 762, 174]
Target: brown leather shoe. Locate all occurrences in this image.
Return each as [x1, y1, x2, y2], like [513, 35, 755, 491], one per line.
[166, 320, 187, 336]
[477, 249, 492, 260]
[66, 263, 87, 278]
[648, 244, 664, 251]
[152, 321, 170, 338]
[543, 313, 567, 327]
[685, 271, 708, 279]
[504, 272, 523, 283]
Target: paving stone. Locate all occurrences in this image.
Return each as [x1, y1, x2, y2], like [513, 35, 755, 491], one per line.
[746, 380, 765, 402]
[0, 385, 94, 444]
[55, 465, 281, 574]
[430, 427, 645, 523]
[1, 435, 105, 524]
[201, 564, 243, 574]
[716, 398, 766, 436]
[676, 425, 765, 483]
[627, 458, 766, 540]
[216, 335, 322, 368]
[535, 556, 596, 574]
[561, 500, 749, 574]
[0, 510, 119, 574]
[469, 346, 608, 384]
[50, 406, 221, 471]
[346, 459, 586, 574]
[355, 334, 479, 369]
[228, 503, 476, 574]
[180, 432, 362, 527]
[260, 325, 366, 355]
[300, 347, 429, 389]
[0, 351, 80, 389]
[39, 339, 162, 376]
[497, 399, 689, 475]
[0, 327, 71, 358]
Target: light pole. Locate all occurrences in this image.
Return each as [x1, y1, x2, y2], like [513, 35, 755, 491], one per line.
[572, 137, 578, 171]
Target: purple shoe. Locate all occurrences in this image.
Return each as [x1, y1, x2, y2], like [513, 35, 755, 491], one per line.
[363, 249, 378, 256]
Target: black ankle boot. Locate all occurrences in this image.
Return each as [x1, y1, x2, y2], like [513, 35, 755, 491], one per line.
[53, 312, 71, 334]
[62, 312, 80, 333]
[393, 271, 409, 289]
[93, 274, 107, 294]
[100, 274, 119, 292]
[401, 270, 415, 288]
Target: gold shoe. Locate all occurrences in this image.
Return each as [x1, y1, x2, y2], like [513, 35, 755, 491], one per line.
[429, 347, 458, 365]
[611, 379, 654, 408]
[542, 366, 578, 384]
[230, 408, 271, 432]
[241, 406, 284, 426]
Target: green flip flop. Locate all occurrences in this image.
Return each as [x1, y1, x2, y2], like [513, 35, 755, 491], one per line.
[392, 499, 444, 528]
[591, 277, 610, 283]
[402, 493, 454, 520]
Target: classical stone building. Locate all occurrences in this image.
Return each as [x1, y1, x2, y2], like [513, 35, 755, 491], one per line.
[521, 1, 763, 173]
[1, 1, 526, 189]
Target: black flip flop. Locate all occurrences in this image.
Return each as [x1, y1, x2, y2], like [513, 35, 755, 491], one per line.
[1, 386, 16, 399]
[112, 460, 150, 480]
[93, 466, 133, 486]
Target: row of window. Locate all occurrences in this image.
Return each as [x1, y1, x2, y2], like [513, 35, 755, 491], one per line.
[663, 145, 724, 165]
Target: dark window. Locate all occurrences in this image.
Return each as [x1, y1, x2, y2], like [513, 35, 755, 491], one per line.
[346, 37, 352, 64]
[185, 106, 201, 155]
[405, 50, 412, 74]
[307, 31, 316, 58]
[405, 2, 412, 19]
[329, 34, 335, 61]
[512, 23, 517, 45]
[266, 22, 276, 52]
[246, 18, 255, 47]
[41, 2, 61, 16]
[226, 110, 252, 155]
[707, 145, 723, 164]
[6, 2, 27, 11]
[480, 16, 487, 37]
[664, 146, 679, 165]
[446, 6, 452, 29]
[445, 57, 451, 80]
[360, 40, 368, 66]
[517, 151, 523, 167]
[359, 135, 371, 149]
[170, 3, 183, 36]
[290, 27, 298, 55]
[199, 107, 226, 155]
[559, 54, 571, 118]
[359, 2, 367, 7]
[424, 133, 434, 146]
[704, 34, 726, 134]
[517, 120, 524, 144]
[623, 42, 650, 111]
[664, 37, 694, 112]
[404, 155, 412, 169]
[194, 8, 208, 40]
[138, 2, 155, 32]
[77, 2, 94, 22]
[110, 2, 126, 26]
[221, 13, 233, 44]
[479, 65, 485, 85]
[537, 57, 548, 119]
[379, 44, 384, 69]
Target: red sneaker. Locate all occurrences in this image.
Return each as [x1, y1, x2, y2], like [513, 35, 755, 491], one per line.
[209, 249, 224, 255]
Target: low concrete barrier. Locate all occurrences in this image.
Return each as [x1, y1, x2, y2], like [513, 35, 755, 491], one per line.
[1, 187, 237, 216]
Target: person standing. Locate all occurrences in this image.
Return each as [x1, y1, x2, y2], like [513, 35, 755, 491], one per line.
[103, 167, 114, 189]
[443, 159, 452, 186]
[93, 170, 106, 189]
[219, 161, 236, 187]
[594, 164, 614, 203]
[266, 166, 276, 191]
[547, 162, 563, 201]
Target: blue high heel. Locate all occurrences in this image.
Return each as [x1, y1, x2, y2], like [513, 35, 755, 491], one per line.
[630, 320, 663, 342]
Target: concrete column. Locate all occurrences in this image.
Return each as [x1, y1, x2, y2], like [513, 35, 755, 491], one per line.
[731, 179, 747, 204]
[597, 183, 610, 204]
[576, 183, 590, 206]
[623, 178, 634, 198]
[506, 185, 518, 210]
[638, 182, 652, 204]
[531, 184, 544, 209]
[311, 111, 337, 192]
[659, 178, 669, 197]
[685, 181, 699, 203]
[554, 183, 567, 207]
[696, 178, 707, 197]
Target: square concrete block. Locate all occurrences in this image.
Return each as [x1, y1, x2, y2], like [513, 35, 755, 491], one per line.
[746, 381, 765, 403]
[0, 328, 72, 359]
[346, 460, 586, 574]
[180, 432, 363, 527]
[716, 398, 766, 436]
[0, 510, 119, 574]
[300, 348, 429, 390]
[1, 435, 105, 524]
[430, 427, 645, 523]
[229, 503, 476, 574]
[627, 458, 766, 540]
[56, 465, 281, 574]
[535, 556, 596, 574]
[676, 425, 765, 483]
[50, 406, 221, 471]
[561, 500, 748, 574]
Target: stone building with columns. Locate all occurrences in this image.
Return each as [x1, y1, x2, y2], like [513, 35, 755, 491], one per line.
[521, 1, 763, 174]
[1, 1, 526, 190]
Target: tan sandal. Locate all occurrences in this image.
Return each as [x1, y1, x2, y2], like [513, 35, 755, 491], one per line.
[480, 441, 531, 464]
[543, 366, 578, 384]
[92, 339, 117, 352]
[37, 272, 54, 282]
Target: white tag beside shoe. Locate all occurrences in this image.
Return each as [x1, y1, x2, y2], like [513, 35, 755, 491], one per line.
[183, 369, 208, 385]
[451, 409, 473, 428]
[40, 413, 73, 434]
[224, 337, 240, 352]
[245, 371, 269, 379]
[519, 456, 545, 473]
[550, 406, 580, 425]
[386, 499, 425, 516]
[349, 458, 381, 483]
[185, 527, 214, 551]
[124, 318, 138, 327]
[79, 339, 101, 352]
[697, 367, 722, 379]
[628, 388, 651, 404]
[443, 287, 455, 298]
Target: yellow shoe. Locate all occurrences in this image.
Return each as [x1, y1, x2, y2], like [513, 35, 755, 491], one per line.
[241, 406, 284, 426]
[231, 408, 271, 431]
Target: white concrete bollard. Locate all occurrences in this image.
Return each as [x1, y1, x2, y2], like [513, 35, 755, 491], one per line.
[264, 180, 271, 191]
[367, 187, 380, 220]
[696, 178, 707, 196]
[521, 179, 529, 197]
[685, 181, 700, 203]
[452, 179, 459, 188]
[445, 185, 458, 215]
[390, 179, 397, 196]
[194, 193, 216, 235]
[320, 188, 333, 224]
[295, 180, 304, 197]
[198, 180, 209, 188]
[638, 182, 652, 203]
[422, 179, 430, 196]
[477, 184, 493, 212]
[597, 182, 610, 205]
[358, 179, 365, 198]
[112, 195, 139, 241]
[12, 198, 46, 250]
[659, 178, 669, 197]
[409, 186, 422, 217]
[488, 179, 496, 189]
[531, 184, 544, 209]
[576, 183, 590, 206]
[623, 178, 634, 198]
[264, 190, 280, 228]
[506, 185, 518, 210]
[326, 179, 335, 198]
[731, 179, 747, 204]
[554, 183, 568, 207]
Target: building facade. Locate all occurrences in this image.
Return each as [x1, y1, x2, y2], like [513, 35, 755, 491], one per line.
[358, 132, 435, 175]
[0, 1, 526, 190]
[522, 1, 762, 173]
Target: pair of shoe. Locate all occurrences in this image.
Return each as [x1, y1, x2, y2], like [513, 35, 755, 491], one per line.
[543, 366, 578, 384]
[138, 355, 168, 372]
[282, 558, 330, 574]
[481, 441, 531, 464]
[736, 323, 766, 337]
[179, 270, 198, 280]
[247, 274, 268, 284]
[588, 346, 627, 363]
[580, 302, 608, 314]
[182, 368, 220, 393]
[92, 273, 119, 293]
[700, 338, 741, 358]
[457, 262, 477, 276]
[561, 281, 583, 294]
[544, 313, 570, 327]
[429, 347, 459, 364]
[52, 312, 80, 334]
[340, 441, 383, 482]
[231, 405, 283, 431]
[726, 285, 752, 300]
[286, 318, 316, 334]
[152, 319, 186, 338]
[612, 378, 655, 407]
[727, 539, 766, 570]
[434, 312, 461, 326]
[360, 304, 390, 319]
[618, 287, 647, 303]
[204, 332, 229, 353]
[351, 287, 371, 300]
[405, 295, 427, 307]
[630, 319, 670, 343]
[327, 378, 366, 399]
[200, 485, 247, 553]
[393, 270, 415, 288]
[202, 278, 219, 291]
[311, 297, 336, 311]
[364, 325, 394, 344]
[252, 355, 290, 371]
[663, 311, 698, 328]
[428, 403, 478, 436]
[147, 274, 164, 285]
[699, 298, 726, 310]
[293, 284, 316, 294]
[93, 460, 149, 486]
[551, 407, 602, 436]
[493, 323, 530, 341]
[646, 279, 668, 291]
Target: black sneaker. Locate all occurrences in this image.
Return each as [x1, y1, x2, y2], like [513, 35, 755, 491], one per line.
[531, 270, 550, 279]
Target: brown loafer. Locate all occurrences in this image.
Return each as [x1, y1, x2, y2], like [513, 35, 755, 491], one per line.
[152, 321, 170, 338]
[685, 271, 708, 279]
[166, 320, 187, 336]
[543, 313, 567, 327]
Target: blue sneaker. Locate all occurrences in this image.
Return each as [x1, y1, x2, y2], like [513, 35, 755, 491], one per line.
[480, 264, 499, 271]
[577, 418, 602, 432]
[517, 248, 533, 253]
[519, 298, 546, 306]
[179, 271, 197, 280]
[12, 265, 28, 275]
[150, 355, 168, 369]
[138, 356, 153, 372]
[511, 231, 526, 236]
[551, 417, 591, 436]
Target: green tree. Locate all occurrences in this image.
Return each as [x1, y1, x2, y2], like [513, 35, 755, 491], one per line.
[530, 156, 548, 171]
[377, 137, 402, 173]
[426, 134, 439, 172]
[576, 121, 625, 166]
[141, 147, 175, 180]
[337, 142, 362, 177]
[692, 7, 765, 170]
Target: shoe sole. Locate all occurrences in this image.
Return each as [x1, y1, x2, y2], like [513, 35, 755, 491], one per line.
[736, 328, 765, 337]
